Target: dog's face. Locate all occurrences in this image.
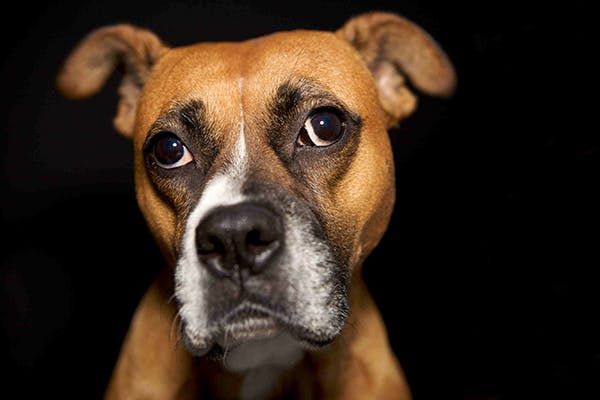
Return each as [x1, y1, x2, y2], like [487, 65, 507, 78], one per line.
[136, 31, 396, 353]
[58, 13, 455, 357]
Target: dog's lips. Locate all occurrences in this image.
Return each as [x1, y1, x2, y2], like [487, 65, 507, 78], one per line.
[214, 302, 340, 349]
[215, 311, 279, 348]
[181, 302, 342, 357]
[180, 303, 282, 356]
[180, 325, 214, 357]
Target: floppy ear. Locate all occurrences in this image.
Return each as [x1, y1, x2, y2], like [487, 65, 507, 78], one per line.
[57, 25, 167, 138]
[337, 12, 456, 126]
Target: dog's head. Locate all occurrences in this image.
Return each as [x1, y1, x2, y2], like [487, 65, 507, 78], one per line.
[58, 13, 454, 359]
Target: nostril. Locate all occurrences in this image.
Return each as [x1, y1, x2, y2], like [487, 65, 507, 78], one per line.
[197, 235, 226, 257]
[245, 229, 277, 254]
[196, 233, 234, 278]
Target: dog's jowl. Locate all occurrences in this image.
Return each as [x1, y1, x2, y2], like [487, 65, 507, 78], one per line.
[58, 12, 455, 400]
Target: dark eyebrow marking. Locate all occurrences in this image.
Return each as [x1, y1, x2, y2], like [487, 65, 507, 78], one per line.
[266, 77, 362, 164]
[270, 77, 361, 128]
[178, 100, 205, 133]
[150, 99, 210, 138]
[271, 79, 306, 123]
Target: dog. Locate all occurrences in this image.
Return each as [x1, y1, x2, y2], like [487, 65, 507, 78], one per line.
[58, 11, 455, 399]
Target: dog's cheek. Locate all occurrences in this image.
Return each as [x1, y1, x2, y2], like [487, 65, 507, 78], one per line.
[330, 124, 395, 267]
[135, 166, 179, 267]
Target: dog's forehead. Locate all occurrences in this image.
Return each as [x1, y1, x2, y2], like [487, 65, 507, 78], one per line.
[135, 30, 379, 139]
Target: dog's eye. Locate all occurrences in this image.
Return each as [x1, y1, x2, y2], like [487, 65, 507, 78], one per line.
[297, 109, 345, 147]
[150, 132, 193, 169]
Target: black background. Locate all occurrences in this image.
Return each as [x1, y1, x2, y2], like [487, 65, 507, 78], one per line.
[1, 1, 598, 399]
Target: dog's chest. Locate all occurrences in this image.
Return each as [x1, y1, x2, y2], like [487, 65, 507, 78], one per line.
[223, 334, 304, 400]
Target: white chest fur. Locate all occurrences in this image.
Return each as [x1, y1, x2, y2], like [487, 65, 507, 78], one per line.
[223, 334, 304, 400]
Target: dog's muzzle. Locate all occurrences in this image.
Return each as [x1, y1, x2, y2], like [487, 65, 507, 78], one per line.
[175, 187, 349, 357]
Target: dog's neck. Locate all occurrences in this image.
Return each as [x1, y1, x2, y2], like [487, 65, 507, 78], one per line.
[223, 334, 304, 400]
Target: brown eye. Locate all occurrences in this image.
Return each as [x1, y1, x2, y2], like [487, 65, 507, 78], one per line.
[297, 110, 345, 147]
[150, 132, 193, 169]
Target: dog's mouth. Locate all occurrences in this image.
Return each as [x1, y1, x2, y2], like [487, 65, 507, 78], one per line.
[181, 301, 337, 357]
[214, 303, 279, 348]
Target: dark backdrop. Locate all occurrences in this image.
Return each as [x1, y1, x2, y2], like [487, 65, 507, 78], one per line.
[1, 1, 597, 399]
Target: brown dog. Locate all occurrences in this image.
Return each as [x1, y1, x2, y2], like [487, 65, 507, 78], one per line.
[58, 12, 455, 399]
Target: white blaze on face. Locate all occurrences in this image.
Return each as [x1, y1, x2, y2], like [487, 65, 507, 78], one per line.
[175, 172, 246, 349]
[176, 79, 248, 349]
[174, 77, 347, 362]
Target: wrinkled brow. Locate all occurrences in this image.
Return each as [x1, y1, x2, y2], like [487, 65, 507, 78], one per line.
[269, 77, 361, 126]
[150, 99, 214, 139]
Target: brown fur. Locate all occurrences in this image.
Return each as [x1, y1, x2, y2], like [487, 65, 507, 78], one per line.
[58, 12, 455, 399]
[337, 12, 456, 124]
[57, 25, 166, 137]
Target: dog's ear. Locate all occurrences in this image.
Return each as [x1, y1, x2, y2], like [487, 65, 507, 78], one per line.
[57, 25, 167, 138]
[337, 12, 456, 126]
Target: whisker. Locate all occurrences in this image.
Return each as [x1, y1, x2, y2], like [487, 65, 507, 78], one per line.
[222, 326, 231, 363]
[167, 293, 177, 305]
[173, 315, 184, 349]
[169, 309, 182, 342]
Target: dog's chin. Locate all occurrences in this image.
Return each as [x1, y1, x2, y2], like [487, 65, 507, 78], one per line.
[180, 303, 340, 358]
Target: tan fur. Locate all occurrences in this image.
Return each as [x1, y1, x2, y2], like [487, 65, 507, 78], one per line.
[104, 272, 198, 399]
[337, 12, 456, 125]
[57, 25, 166, 137]
[58, 12, 455, 399]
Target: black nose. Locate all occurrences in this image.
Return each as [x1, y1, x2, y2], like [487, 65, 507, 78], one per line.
[195, 203, 283, 278]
